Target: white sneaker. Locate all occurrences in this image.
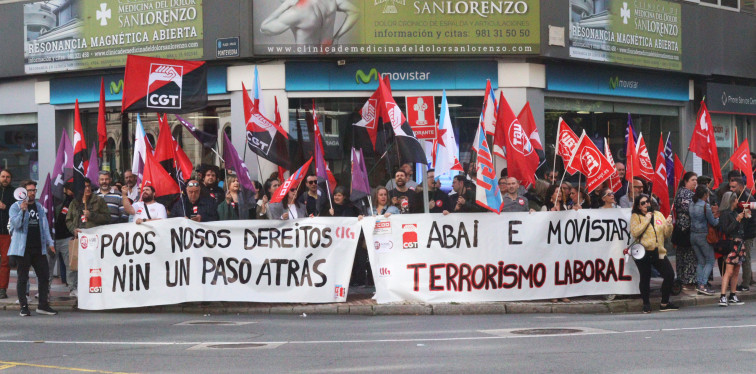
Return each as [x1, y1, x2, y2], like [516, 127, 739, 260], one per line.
[69, 290, 78, 297]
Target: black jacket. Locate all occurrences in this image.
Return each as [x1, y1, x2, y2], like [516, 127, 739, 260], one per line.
[0, 184, 15, 235]
[170, 195, 220, 222]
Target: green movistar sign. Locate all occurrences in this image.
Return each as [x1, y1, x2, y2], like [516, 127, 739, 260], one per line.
[355, 69, 379, 84]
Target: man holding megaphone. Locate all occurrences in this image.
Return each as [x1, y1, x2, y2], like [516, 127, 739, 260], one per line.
[7, 180, 56, 316]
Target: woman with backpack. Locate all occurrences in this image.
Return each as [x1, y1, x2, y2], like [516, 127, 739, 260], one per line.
[629, 194, 677, 313]
[717, 191, 747, 307]
[689, 186, 719, 296]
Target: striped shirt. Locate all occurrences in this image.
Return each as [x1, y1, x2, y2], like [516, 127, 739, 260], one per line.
[97, 189, 127, 224]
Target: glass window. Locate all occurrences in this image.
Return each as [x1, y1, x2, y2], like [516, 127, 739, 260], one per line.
[57, 103, 230, 185]
[0, 117, 39, 181]
[544, 97, 680, 184]
[288, 95, 484, 188]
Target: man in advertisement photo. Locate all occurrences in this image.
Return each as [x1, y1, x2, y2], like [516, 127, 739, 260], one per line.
[260, 0, 359, 46]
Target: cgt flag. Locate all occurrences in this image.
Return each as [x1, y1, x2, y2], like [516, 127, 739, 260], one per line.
[141, 149, 180, 205]
[243, 82, 291, 170]
[271, 157, 313, 204]
[377, 76, 428, 165]
[73, 100, 88, 197]
[97, 78, 107, 158]
[122, 55, 207, 113]
[652, 134, 671, 216]
[731, 140, 755, 192]
[567, 131, 616, 193]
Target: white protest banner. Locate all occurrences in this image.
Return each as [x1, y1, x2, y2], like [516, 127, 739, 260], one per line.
[77, 217, 360, 310]
[361, 209, 640, 304]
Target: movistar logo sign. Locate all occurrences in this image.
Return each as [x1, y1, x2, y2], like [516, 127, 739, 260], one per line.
[355, 68, 379, 84]
[609, 76, 638, 90]
[109, 79, 124, 94]
[356, 68, 431, 84]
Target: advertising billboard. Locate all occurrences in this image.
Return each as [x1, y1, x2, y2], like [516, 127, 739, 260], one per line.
[23, 0, 203, 74]
[253, 0, 539, 56]
[568, 0, 682, 70]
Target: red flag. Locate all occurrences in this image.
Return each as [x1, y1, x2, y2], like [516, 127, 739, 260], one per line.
[635, 134, 654, 182]
[492, 91, 507, 158]
[141, 148, 180, 199]
[243, 82, 291, 169]
[122, 55, 207, 113]
[271, 157, 313, 204]
[353, 88, 381, 151]
[97, 78, 107, 158]
[674, 153, 685, 191]
[376, 76, 427, 164]
[517, 102, 543, 151]
[499, 96, 538, 187]
[273, 97, 288, 179]
[652, 134, 671, 216]
[731, 140, 755, 192]
[626, 128, 638, 183]
[72, 100, 89, 195]
[556, 117, 580, 175]
[604, 138, 622, 193]
[155, 114, 192, 182]
[734, 127, 739, 151]
[689, 100, 723, 187]
[566, 132, 616, 193]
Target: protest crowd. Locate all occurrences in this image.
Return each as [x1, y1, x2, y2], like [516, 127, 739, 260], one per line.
[1, 57, 754, 317]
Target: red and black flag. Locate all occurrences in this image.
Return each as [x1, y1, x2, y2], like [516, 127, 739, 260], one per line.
[377, 76, 427, 165]
[154, 114, 193, 185]
[141, 148, 181, 207]
[243, 82, 290, 170]
[352, 88, 381, 154]
[122, 55, 207, 114]
[73, 100, 89, 197]
[97, 77, 107, 157]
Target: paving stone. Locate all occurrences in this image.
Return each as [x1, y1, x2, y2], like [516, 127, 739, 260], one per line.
[505, 303, 553, 314]
[374, 304, 431, 315]
[348, 305, 374, 315]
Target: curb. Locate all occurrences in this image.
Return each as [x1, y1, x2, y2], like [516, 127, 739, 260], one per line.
[3, 291, 754, 316]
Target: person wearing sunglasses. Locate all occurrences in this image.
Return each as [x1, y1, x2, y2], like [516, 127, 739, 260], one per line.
[170, 180, 219, 222]
[268, 186, 306, 220]
[629, 194, 677, 313]
[599, 188, 616, 209]
[296, 175, 328, 217]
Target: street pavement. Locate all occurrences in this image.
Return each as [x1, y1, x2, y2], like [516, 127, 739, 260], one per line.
[2, 299, 756, 373]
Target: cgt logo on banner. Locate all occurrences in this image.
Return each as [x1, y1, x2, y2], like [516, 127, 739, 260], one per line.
[360, 210, 640, 304]
[76, 217, 361, 310]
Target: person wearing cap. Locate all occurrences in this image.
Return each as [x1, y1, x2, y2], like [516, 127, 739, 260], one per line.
[170, 179, 219, 222]
[96, 171, 127, 224]
[65, 178, 110, 297]
[122, 184, 167, 224]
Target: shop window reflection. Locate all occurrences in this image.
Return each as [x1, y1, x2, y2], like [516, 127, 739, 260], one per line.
[0, 124, 38, 181]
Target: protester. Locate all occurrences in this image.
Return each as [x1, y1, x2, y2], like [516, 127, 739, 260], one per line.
[453, 180, 483, 213]
[371, 186, 400, 217]
[715, 170, 743, 203]
[526, 180, 548, 211]
[426, 169, 451, 214]
[448, 174, 466, 202]
[170, 180, 219, 222]
[217, 176, 253, 220]
[268, 187, 306, 220]
[256, 178, 280, 219]
[730, 178, 755, 291]
[542, 169, 558, 185]
[614, 162, 628, 203]
[123, 169, 140, 202]
[619, 178, 644, 208]
[673, 171, 699, 289]
[598, 188, 616, 209]
[569, 187, 591, 210]
[201, 167, 225, 205]
[49, 182, 74, 293]
[560, 182, 573, 207]
[629, 193, 677, 313]
[122, 185, 167, 224]
[542, 184, 566, 211]
[322, 186, 361, 217]
[8, 180, 57, 316]
[65, 178, 110, 297]
[389, 169, 419, 214]
[0, 169, 14, 299]
[689, 185, 719, 296]
[501, 177, 531, 213]
[385, 163, 418, 190]
[718, 191, 747, 307]
[297, 174, 328, 217]
[96, 171, 126, 224]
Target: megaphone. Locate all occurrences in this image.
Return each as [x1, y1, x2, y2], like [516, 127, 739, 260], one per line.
[13, 187, 27, 201]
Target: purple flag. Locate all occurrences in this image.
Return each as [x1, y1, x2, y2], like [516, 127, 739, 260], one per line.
[222, 133, 256, 194]
[52, 130, 73, 200]
[350, 148, 370, 202]
[40, 173, 54, 231]
[175, 115, 218, 148]
[86, 142, 100, 189]
[664, 135, 675, 192]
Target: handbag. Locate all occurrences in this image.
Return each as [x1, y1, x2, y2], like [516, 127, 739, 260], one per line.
[68, 239, 79, 271]
[671, 224, 691, 247]
[706, 205, 719, 244]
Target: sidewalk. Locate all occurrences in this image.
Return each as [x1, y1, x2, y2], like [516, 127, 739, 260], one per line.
[2, 257, 755, 315]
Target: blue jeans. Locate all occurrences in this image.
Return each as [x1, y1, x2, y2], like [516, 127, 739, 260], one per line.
[691, 232, 715, 286]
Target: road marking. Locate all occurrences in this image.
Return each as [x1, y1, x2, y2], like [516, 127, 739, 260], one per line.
[0, 361, 133, 374]
[1, 323, 756, 347]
